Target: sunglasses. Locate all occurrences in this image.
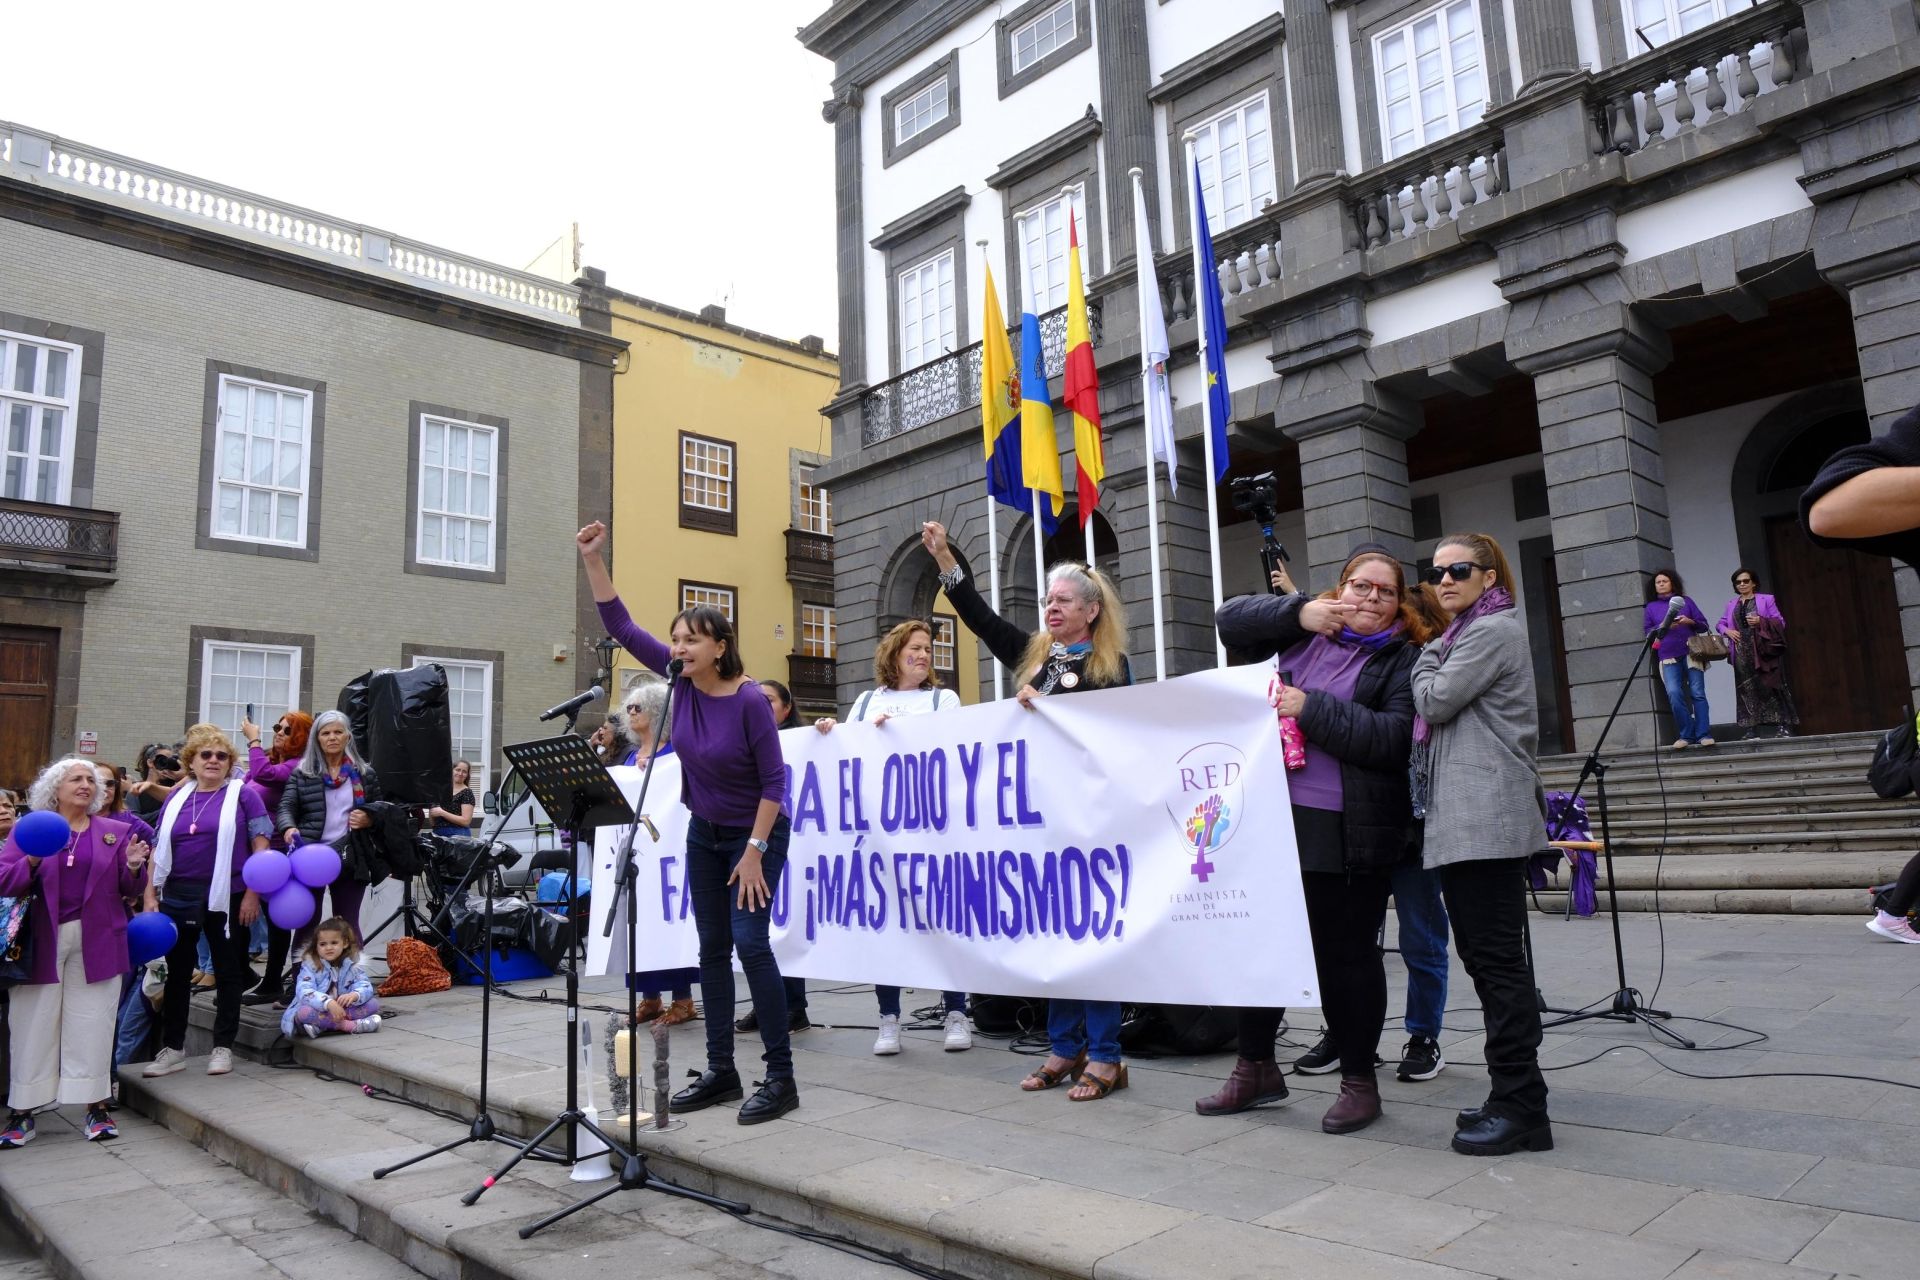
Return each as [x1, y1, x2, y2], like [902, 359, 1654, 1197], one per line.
[1422, 562, 1487, 585]
[1341, 579, 1400, 601]
[272, 723, 291, 734]
[196, 750, 231, 762]
[624, 704, 645, 714]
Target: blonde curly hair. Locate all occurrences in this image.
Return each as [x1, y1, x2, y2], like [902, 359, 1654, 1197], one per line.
[180, 722, 240, 782]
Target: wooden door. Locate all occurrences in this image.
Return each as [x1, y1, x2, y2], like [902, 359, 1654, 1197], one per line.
[0, 627, 56, 793]
[1763, 515, 1908, 734]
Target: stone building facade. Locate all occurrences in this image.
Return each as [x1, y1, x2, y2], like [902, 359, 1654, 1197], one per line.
[0, 122, 622, 790]
[801, 0, 1920, 751]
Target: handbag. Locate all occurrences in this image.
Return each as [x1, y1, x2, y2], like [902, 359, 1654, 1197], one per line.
[0, 892, 37, 988]
[1687, 632, 1729, 662]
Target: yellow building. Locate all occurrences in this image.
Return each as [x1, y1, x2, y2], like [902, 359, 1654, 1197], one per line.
[601, 291, 979, 717]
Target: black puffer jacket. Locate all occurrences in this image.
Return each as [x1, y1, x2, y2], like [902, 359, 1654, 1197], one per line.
[277, 764, 385, 846]
[945, 569, 1132, 692]
[1216, 593, 1420, 873]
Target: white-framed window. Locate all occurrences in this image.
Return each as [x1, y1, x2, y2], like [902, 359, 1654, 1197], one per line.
[412, 656, 492, 790]
[212, 375, 312, 548]
[894, 75, 950, 146]
[897, 249, 956, 370]
[1624, 0, 1753, 48]
[801, 605, 837, 659]
[1, 330, 81, 505]
[798, 465, 832, 535]
[1015, 186, 1087, 314]
[931, 614, 957, 674]
[417, 416, 498, 571]
[201, 641, 300, 741]
[681, 582, 736, 621]
[680, 435, 734, 514]
[1189, 94, 1278, 235]
[1011, 0, 1075, 73]
[1376, 0, 1486, 160]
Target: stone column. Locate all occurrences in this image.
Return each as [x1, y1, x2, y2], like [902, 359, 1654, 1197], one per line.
[1283, 411, 1420, 592]
[1095, 0, 1157, 262]
[1510, 305, 1674, 752]
[1513, 0, 1583, 94]
[823, 87, 866, 388]
[1287, 0, 1345, 187]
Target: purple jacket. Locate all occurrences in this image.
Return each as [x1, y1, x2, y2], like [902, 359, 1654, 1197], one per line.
[1717, 593, 1784, 637]
[247, 745, 298, 850]
[1643, 594, 1709, 662]
[0, 815, 149, 985]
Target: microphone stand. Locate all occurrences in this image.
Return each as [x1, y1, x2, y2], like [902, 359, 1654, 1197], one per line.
[1538, 599, 1695, 1048]
[518, 659, 747, 1239]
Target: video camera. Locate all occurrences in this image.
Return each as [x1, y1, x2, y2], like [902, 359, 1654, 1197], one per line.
[1228, 471, 1292, 594]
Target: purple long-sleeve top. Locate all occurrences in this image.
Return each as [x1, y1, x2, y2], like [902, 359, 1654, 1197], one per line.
[0, 815, 148, 984]
[247, 745, 299, 849]
[1717, 593, 1785, 636]
[598, 596, 786, 826]
[1643, 594, 1709, 662]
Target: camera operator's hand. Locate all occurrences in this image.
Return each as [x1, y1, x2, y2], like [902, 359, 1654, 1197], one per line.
[1269, 567, 1297, 594]
[1299, 599, 1357, 637]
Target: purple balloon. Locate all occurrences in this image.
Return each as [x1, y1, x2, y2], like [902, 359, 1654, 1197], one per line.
[242, 850, 292, 895]
[126, 911, 178, 967]
[267, 882, 315, 931]
[289, 843, 342, 889]
[13, 809, 69, 858]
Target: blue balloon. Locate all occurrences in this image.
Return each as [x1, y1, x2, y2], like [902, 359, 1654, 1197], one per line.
[127, 912, 178, 967]
[13, 810, 70, 858]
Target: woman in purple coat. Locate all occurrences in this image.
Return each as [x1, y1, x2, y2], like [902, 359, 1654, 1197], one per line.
[0, 757, 152, 1147]
[1643, 569, 1714, 748]
[1717, 568, 1797, 738]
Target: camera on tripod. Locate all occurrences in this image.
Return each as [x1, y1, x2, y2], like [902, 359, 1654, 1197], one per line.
[1229, 471, 1292, 593]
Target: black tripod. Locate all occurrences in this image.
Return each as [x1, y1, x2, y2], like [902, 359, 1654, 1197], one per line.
[1258, 521, 1292, 594]
[1539, 606, 1695, 1049]
[520, 661, 746, 1238]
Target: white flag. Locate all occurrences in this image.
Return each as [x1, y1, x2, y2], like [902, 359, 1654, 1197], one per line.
[1132, 173, 1177, 495]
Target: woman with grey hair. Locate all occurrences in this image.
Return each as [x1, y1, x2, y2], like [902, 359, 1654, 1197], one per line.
[276, 710, 383, 950]
[621, 678, 697, 1024]
[591, 713, 635, 768]
[1, 757, 152, 1146]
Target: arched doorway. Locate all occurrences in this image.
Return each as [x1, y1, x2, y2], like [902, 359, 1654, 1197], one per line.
[1732, 391, 1907, 734]
[1003, 508, 1122, 625]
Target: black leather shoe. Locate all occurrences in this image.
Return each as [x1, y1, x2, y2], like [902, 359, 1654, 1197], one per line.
[734, 1010, 759, 1033]
[788, 1010, 813, 1033]
[737, 1078, 799, 1125]
[240, 990, 279, 1007]
[1453, 1113, 1553, 1156]
[671, 1067, 743, 1113]
[1455, 1106, 1488, 1131]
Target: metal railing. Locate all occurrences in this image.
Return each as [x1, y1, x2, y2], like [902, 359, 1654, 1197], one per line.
[786, 654, 837, 707]
[785, 528, 834, 586]
[0, 497, 119, 573]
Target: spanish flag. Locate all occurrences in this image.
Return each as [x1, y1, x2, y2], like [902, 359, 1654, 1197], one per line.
[1062, 218, 1103, 530]
[979, 264, 1026, 514]
[1018, 309, 1066, 535]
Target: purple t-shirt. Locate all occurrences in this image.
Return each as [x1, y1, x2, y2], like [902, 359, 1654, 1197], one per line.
[1644, 594, 1709, 663]
[166, 785, 269, 892]
[1275, 633, 1374, 812]
[598, 597, 786, 826]
[56, 828, 93, 925]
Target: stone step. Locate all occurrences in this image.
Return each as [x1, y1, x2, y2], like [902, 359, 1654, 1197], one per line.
[1540, 753, 1871, 790]
[1605, 828, 1920, 855]
[1597, 793, 1893, 819]
[1530, 886, 1871, 914]
[1534, 851, 1905, 893]
[1599, 808, 1920, 837]
[1537, 730, 1881, 776]
[0, 1098, 422, 1280]
[1561, 777, 1878, 807]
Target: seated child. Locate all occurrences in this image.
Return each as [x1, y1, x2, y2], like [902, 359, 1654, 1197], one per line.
[279, 917, 382, 1038]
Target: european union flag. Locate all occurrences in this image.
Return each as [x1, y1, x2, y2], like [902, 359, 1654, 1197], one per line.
[1192, 161, 1232, 482]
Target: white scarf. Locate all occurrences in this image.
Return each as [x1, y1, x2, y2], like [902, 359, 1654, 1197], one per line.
[151, 779, 245, 911]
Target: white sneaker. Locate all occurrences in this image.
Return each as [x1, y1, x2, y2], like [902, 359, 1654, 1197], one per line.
[1867, 911, 1920, 944]
[873, 1014, 901, 1055]
[142, 1047, 187, 1077]
[352, 1015, 381, 1033]
[300, 1024, 320, 1039]
[943, 1009, 973, 1052]
[206, 1048, 233, 1075]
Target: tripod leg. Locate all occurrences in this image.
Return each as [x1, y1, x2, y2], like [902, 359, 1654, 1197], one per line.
[463, 1112, 570, 1205]
[518, 1182, 629, 1238]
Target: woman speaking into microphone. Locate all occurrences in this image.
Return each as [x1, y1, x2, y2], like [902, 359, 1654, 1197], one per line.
[576, 521, 797, 1125]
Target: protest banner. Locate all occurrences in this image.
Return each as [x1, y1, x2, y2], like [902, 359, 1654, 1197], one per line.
[586, 664, 1316, 1006]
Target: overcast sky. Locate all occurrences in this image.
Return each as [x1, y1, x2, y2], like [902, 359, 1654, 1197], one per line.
[2, 0, 840, 345]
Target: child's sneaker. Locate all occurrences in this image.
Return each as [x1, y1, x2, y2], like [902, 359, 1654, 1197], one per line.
[83, 1108, 117, 1142]
[300, 1023, 320, 1038]
[351, 1015, 381, 1033]
[0, 1113, 32, 1149]
[1867, 910, 1920, 944]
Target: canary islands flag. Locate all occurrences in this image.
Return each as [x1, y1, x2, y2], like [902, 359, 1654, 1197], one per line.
[1063, 218, 1103, 529]
[1018, 311, 1066, 535]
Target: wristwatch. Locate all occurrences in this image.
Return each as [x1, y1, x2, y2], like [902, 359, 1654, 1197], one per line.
[747, 837, 770, 854]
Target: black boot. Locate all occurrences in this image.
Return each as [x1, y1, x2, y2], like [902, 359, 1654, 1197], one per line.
[1453, 1112, 1553, 1156]
[671, 1067, 744, 1112]
[738, 1078, 799, 1125]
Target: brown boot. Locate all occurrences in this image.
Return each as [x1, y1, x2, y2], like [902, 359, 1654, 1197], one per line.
[1322, 1074, 1382, 1134]
[632, 998, 663, 1025]
[659, 998, 698, 1026]
[1195, 1058, 1290, 1116]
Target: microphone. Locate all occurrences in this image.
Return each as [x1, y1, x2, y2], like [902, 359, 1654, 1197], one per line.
[666, 658, 685, 680]
[538, 684, 604, 722]
[1653, 595, 1686, 639]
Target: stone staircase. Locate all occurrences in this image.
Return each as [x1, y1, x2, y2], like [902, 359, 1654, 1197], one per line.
[1529, 730, 1917, 914]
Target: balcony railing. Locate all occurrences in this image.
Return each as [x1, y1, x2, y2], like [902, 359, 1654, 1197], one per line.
[785, 528, 834, 587]
[1586, 3, 1802, 157]
[860, 300, 1102, 446]
[786, 654, 837, 708]
[1158, 215, 1285, 322]
[1355, 122, 1508, 251]
[0, 497, 119, 574]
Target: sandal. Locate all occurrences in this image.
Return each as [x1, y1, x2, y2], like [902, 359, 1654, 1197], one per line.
[1068, 1062, 1129, 1102]
[1020, 1050, 1087, 1091]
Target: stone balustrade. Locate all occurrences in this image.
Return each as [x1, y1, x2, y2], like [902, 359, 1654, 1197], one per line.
[1588, 3, 1803, 155]
[1355, 125, 1508, 250]
[1, 121, 579, 323]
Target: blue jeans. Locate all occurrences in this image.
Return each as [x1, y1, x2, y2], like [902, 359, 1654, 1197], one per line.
[1660, 659, 1712, 742]
[686, 814, 793, 1081]
[113, 977, 155, 1069]
[1048, 999, 1123, 1065]
[1390, 862, 1450, 1039]
[876, 986, 967, 1018]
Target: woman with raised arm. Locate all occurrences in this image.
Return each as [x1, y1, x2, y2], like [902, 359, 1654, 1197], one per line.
[577, 520, 797, 1124]
[920, 520, 1133, 1101]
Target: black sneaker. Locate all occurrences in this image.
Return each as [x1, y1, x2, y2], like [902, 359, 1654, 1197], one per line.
[788, 1010, 812, 1033]
[734, 1009, 759, 1033]
[1397, 1035, 1445, 1082]
[1292, 1032, 1340, 1075]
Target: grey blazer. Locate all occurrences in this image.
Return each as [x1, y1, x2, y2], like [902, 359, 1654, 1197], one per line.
[1410, 611, 1548, 869]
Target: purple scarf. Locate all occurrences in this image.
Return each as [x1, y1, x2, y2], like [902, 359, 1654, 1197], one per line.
[1409, 586, 1515, 817]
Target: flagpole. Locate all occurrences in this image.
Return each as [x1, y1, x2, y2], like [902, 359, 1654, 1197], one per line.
[1131, 167, 1169, 682]
[1184, 134, 1228, 669]
[977, 239, 1005, 702]
[1030, 487, 1048, 630]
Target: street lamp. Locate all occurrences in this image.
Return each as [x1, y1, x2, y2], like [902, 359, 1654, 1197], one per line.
[593, 635, 618, 691]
